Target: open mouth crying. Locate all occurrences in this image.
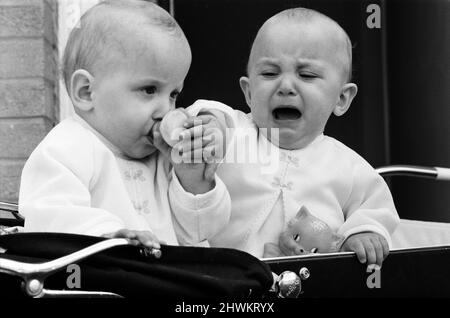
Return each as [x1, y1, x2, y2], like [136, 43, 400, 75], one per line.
[272, 107, 302, 121]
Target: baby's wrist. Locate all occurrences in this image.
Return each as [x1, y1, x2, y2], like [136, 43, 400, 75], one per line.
[180, 177, 215, 195]
[174, 166, 215, 194]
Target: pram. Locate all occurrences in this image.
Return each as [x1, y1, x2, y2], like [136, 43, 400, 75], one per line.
[1, 165, 449, 298]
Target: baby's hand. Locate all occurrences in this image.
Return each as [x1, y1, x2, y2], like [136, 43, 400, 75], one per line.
[179, 113, 226, 178]
[340, 232, 389, 267]
[102, 229, 162, 250]
[153, 116, 216, 194]
[175, 113, 224, 192]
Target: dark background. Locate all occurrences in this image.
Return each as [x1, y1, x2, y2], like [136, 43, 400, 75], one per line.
[164, 0, 450, 222]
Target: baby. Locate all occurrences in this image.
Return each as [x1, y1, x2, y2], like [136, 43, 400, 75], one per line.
[192, 7, 399, 267]
[18, 0, 230, 250]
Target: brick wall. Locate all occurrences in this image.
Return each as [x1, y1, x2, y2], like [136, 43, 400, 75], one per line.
[0, 0, 58, 202]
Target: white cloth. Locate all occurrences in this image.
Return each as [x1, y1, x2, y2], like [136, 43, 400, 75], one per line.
[189, 100, 400, 258]
[19, 114, 231, 246]
[392, 219, 450, 249]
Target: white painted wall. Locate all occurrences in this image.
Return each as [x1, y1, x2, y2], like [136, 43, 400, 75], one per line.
[58, 0, 100, 120]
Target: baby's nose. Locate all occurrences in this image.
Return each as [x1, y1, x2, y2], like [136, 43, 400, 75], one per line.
[152, 100, 172, 120]
[277, 76, 297, 96]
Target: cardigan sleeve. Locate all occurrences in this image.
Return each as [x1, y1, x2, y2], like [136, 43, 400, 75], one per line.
[163, 99, 236, 245]
[185, 99, 238, 129]
[338, 159, 400, 247]
[19, 130, 125, 236]
[168, 169, 231, 245]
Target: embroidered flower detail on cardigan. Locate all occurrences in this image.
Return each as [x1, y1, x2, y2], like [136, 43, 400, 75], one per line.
[124, 169, 146, 181]
[280, 152, 300, 167]
[132, 200, 151, 214]
[271, 177, 293, 190]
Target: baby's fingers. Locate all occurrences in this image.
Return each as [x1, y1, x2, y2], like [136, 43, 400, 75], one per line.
[103, 229, 161, 250]
[183, 115, 213, 129]
[176, 147, 204, 163]
[102, 229, 133, 239]
[180, 125, 204, 141]
[354, 243, 367, 264]
[102, 229, 141, 247]
[179, 133, 212, 149]
[204, 162, 219, 181]
[380, 236, 390, 260]
[203, 145, 219, 163]
[204, 130, 226, 157]
[134, 231, 161, 250]
[369, 238, 384, 267]
[175, 137, 218, 162]
[363, 240, 377, 266]
[343, 239, 367, 263]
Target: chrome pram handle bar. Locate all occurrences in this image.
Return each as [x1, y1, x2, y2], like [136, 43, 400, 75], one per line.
[0, 201, 18, 212]
[0, 238, 134, 298]
[0, 201, 24, 228]
[376, 165, 450, 181]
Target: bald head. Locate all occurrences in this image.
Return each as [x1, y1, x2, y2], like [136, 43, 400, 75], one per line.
[62, 0, 188, 95]
[247, 8, 353, 83]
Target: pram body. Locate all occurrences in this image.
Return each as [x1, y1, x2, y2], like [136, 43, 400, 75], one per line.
[1, 165, 449, 298]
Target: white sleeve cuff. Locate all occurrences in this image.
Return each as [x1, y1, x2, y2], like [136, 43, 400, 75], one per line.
[170, 169, 224, 210]
[169, 169, 231, 244]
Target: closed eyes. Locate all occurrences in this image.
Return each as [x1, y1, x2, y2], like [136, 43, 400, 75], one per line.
[299, 72, 318, 79]
[261, 71, 278, 77]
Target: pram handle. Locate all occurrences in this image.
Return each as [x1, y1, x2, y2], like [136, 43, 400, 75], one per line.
[376, 165, 450, 181]
[0, 238, 130, 276]
[0, 201, 18, 213]
[0, 201, 23, 225]
[0, 238, 134, 297]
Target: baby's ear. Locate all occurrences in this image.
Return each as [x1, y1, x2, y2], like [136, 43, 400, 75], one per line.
[333, 83, 358, 117]
[295, 206, 310, 218]
[239, 76, 251, 108]
[70, 69, 95, 112]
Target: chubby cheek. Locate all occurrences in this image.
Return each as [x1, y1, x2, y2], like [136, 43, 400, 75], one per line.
[250, 81, 273, 103]
[143, 145, 157, 157]
[315, 107, 334, 124]
[100, 91, 125, 113]
[248, 102, 267, 125]
[128, 141, 156, 159]
[124, 104, 153, 133]
[303, 99, 335, 128]
[249, 107, 263, 125]
[304, 81, 339, 104]
[247, 84, 275, 126]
